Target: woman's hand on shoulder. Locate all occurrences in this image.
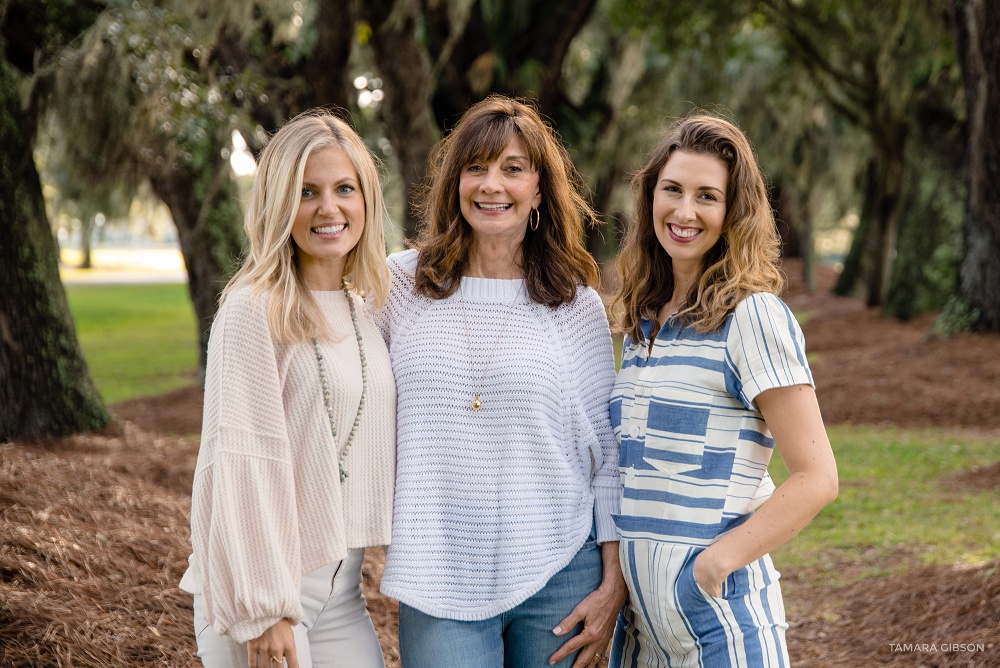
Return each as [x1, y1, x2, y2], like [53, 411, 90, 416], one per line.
[246, 618, 299, 668]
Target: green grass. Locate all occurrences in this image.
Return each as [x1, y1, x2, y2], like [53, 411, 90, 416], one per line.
[793, 310, 815, 326]
[769, 425, 1000, 586]
[65, 284, 198, 404]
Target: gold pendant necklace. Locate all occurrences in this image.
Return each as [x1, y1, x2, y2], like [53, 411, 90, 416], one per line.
[460, 280, 524, 411]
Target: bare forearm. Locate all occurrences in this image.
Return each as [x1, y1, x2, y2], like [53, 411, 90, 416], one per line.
[598, 541, 628, 600]
[697, 384, 838, 591]
[700, 469, 837, 580]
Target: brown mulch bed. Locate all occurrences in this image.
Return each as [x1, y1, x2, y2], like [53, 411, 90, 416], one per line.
[945, 460, 1000, 493]
[2, 260, 999, 666]
[0, 426, 199, 666]
[112, 386, 204, 437]
[789, 561, 1000, 667]
[782, 261, 1000, 433]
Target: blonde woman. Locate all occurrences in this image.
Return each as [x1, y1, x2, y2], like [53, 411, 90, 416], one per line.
[609, 115, 838, 666]
[179, 110, 395, 668]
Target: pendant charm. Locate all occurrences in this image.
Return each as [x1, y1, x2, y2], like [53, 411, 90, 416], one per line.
[471, 394, 482, 411]
[339, 461, 349, 483]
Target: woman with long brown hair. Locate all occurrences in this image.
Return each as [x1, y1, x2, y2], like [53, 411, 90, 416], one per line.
[609, 114, 838, 666]
[379, 95, 626, 668]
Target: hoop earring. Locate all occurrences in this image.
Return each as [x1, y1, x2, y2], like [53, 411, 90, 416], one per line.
[529, 208, 540, 231]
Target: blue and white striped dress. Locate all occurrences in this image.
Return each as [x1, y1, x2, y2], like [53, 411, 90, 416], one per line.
[610, 292, 812, 668]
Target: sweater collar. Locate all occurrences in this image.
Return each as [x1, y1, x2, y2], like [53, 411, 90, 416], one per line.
[457, 275, 530, 303]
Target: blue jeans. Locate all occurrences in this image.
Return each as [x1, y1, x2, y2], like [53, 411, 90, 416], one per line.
[397, 535, 603, 668]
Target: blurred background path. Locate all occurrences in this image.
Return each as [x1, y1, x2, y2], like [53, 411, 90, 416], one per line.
[58, 246, 188, 285]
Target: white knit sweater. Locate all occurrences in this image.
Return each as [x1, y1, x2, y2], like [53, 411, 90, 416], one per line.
[378, 249, 619, 621]
[179, 286, 395, 643]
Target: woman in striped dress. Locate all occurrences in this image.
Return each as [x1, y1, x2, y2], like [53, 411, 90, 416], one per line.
[608, 115, 839, 667]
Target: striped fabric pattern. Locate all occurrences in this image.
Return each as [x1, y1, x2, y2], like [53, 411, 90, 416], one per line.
[611, 292, 813, 546]
[612, 540, 789, 667]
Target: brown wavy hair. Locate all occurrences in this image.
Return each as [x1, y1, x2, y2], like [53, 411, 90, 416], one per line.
[413, 95, 599, 306]
[612, 114, 783, 343]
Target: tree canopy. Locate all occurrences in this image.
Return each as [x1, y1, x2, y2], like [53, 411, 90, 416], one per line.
[5, 0, 999, 439]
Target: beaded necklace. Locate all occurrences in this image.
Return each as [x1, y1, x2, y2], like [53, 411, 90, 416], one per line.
[312, 285, 367, 483]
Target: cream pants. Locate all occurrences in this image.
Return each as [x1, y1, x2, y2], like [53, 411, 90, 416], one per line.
[192, 548, 385, 668]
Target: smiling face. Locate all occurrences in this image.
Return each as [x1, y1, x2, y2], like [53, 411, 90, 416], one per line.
[458, 137, 542, 248]
[652, 149, 729, 274]
[290, 144, 366, 290]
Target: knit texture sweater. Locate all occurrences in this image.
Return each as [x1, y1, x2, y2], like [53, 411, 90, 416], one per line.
[179, 286, 395, 643]
[378, 249, 620, 621]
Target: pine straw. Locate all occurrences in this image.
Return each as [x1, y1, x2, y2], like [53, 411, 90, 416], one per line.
[0, 424, 199, 667]
[790, 560, 1000, 666]
[3, 417, 998, 667]
[362, 549, 401, 668]
[0, 422, 405, 667]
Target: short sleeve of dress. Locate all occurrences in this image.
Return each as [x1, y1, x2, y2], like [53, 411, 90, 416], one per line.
[726, 292, 814, 411]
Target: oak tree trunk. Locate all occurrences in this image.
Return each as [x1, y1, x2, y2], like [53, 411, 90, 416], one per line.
[150, 152, 243, 379]
[864, 129, 906, 308]
[0, 55, 109, 441]
[949, 0, 1000, 331]
[835, 159, 876, 297]
[359, 0, 438, 240]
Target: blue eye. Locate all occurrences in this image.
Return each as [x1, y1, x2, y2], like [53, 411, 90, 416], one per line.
[301, 187, 315, 197]
[338, 184, 355, 194]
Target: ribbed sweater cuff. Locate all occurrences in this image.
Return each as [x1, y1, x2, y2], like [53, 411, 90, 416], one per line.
[227, 614, 290, 645]
[593, 485, 620, 544]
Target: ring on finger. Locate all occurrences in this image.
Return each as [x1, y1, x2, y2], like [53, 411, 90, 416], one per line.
[271, 657, 282, 665]
[594, 653, 604, 663]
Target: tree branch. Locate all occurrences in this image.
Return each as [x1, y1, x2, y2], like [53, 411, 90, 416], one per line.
[762, 0, 870, 111]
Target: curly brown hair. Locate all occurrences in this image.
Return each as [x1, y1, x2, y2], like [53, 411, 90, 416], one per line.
[612, 114, 783, 343]
[413, 95, 599, 306]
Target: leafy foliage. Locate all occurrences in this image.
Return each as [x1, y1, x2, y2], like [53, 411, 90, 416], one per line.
[29, 0, 989, 323]
[933, 296, 983, 337]
[45, 3, 268, 192]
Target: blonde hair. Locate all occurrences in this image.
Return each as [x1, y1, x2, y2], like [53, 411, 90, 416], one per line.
[612, 114, 783, 342]
[222, 109, 389, 342]
[414, 95, 600, 306]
